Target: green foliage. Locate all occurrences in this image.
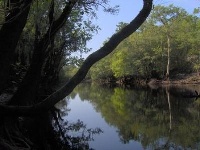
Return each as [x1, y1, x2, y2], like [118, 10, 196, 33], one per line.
[90, 55, 113, 80]
[71, 83, 200, 149]
[61, 65, 79, 80]
[92, 5, 200, 80]
[9, 0, 119, 85]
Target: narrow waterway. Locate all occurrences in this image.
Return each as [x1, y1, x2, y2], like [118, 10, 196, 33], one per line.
[66, 94, 143, 150]
[57, 83, 200, 150]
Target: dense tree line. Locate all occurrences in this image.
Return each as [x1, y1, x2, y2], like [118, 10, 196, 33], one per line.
[71, 83, 200, 149]
[0, 0, 153, 149]
[90, 5, 200, 81]
[0, 0, 152, 112]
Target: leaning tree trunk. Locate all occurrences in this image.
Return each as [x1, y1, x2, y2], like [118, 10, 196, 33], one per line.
[0, 0, 153, 116]
[9, 0, 77, 105]
[0, 1, 153, 150]
[0, 0, 32, 93]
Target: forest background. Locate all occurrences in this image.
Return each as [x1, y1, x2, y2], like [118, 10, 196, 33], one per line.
[0, 0, 199, 149]
[65, 4, 200, 82]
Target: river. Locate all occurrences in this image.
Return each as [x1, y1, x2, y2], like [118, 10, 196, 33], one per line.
[56, 83, 200, 150]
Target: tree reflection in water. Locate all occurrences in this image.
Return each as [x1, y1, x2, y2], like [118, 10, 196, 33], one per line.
[61, 83, 200, 150]
[54, 98, 103, 150]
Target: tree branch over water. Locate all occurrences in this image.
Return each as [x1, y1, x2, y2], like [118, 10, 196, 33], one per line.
[0, 0, 153, 116]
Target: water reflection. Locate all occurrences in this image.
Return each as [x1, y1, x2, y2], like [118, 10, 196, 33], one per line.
[59, 83, 200, 150]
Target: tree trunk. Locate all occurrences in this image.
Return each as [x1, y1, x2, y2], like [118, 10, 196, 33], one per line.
[166, 34, 171, 81]
[9, 39, 46, 105]
[0, 0, 153, 116]
[0, 0, 32, 92]
[9, 0, 77, 105]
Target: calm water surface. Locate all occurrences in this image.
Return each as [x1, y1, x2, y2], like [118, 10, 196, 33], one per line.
[59, 83, 200, 150]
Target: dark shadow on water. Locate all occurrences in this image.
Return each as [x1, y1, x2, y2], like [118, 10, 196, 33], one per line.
[0, 107, 102, 150]
[66, 83, 200, 150]
[1, 83, 199, 150]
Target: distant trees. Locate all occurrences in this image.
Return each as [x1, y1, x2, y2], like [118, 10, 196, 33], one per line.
[0, 0, 102, 101]
[150, 5, 188, 80]
[0, 0, 153, 114]
[90, 5, 200, 81]
[0, 0, 153, 149]
[74, 84, 200, 149]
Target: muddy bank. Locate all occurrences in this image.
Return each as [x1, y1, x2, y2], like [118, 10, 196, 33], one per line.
[148, 74, 200, 85]
[94, 73, 200, 86]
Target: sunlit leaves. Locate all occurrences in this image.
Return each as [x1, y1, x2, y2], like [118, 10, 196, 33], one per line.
[90, 55, 113, 79]
[91, 5, 200, 80]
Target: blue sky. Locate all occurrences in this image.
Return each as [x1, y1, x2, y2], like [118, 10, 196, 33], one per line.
[83, 0, 200, 57]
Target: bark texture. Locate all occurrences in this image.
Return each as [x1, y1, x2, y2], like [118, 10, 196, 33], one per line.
[9, 0, 77, 105]
[0, 0, 153, 116]
[0, 0, 32, 92]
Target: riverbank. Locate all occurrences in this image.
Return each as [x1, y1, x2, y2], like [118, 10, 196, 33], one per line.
[90, 73, 200, 87]
[148, 73, 200, 85]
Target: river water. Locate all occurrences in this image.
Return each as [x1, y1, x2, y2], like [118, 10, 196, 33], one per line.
[57, 83, 200, 150]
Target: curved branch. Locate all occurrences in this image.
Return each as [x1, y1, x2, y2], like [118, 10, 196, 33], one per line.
[0, 0, 153, 116]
